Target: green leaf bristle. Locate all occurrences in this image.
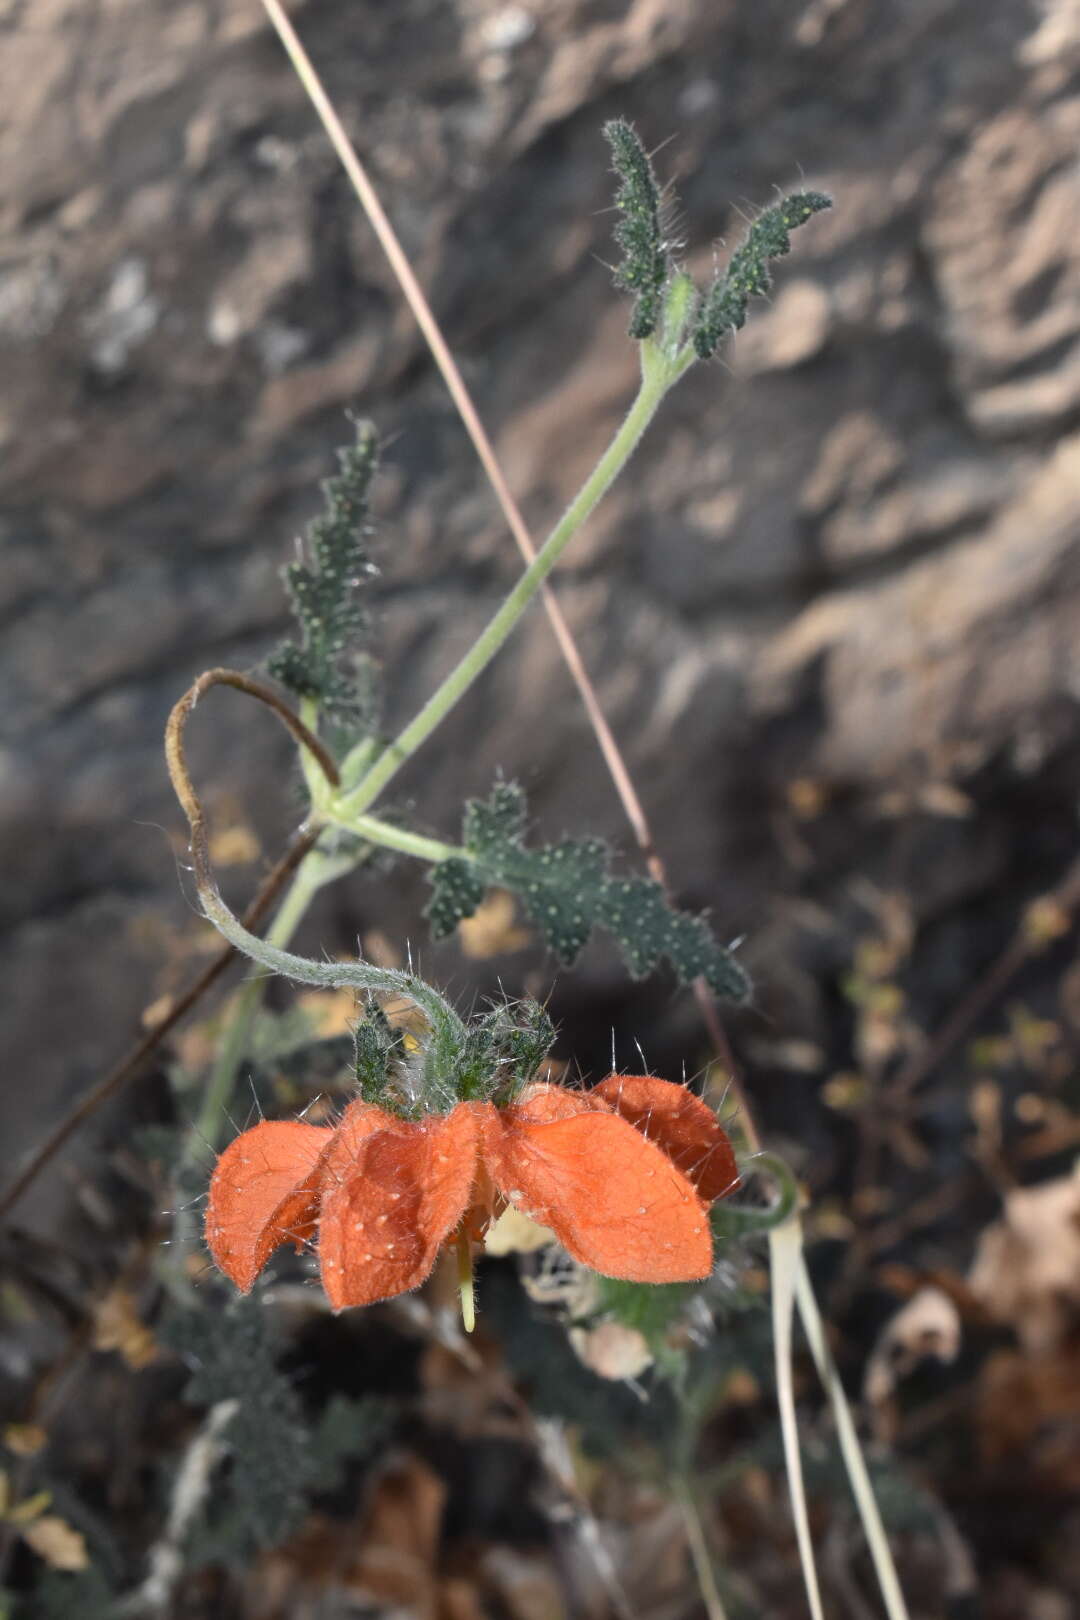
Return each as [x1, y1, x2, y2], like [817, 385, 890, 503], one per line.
[426, 781, 751, 1003]
[603, 119, 671, 341]
[693, 191, 831, 359]
[267, 416, 381, 733]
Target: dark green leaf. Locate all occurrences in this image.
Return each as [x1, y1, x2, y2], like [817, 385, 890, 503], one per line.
[694, 191, 831, 359]
[426, 782, 751, 1003]
[267, 417, 381, 735]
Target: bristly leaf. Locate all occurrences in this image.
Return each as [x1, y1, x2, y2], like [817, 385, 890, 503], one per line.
[163, 1297, 314, 1552]
[604, 119, 671, 341]
[267, 417, 380, 733]
[426, 782, 750, 1003]
[693, 191, 831, 359]
[353, 999, 406, 1107]
[454, 998, 557, 1102]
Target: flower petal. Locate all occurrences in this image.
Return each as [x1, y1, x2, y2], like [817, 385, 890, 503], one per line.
[592, 1074, 740, 1203]
[481, 1097, 713, 1284]
[206, 1119, 333, 1292]
[317, 1100, 480, 1311]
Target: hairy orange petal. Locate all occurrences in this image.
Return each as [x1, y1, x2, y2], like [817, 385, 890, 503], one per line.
[480, 1101, 713, 1284]
[592, 1074, 740, 1203]
[206, 1119, 333, 1292]
[509, 1082, 611, 1123]
[317, 1100, 481, 1311]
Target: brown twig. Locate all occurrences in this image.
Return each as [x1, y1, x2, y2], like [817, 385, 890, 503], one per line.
[164, 667, 338, 903]
[0, 671, 338, 1222]
[0, 824, 319, 1223]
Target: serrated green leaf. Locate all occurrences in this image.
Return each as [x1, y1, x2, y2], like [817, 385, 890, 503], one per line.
[267, 417, 381, 736]
[427, 858, 487, 939]
[694, 191, 831, 359]
[161, 1298, 314, 1552]
[603, 119, 671, 340]
[426, 782, 751, 1003]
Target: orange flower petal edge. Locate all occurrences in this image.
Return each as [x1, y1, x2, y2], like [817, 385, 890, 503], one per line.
[317, 1101, 481, 1311]
[204, 1075, 739, 1307]
[206, 1119, 333, 1292]
[592, 1073, 740, 1204]
[480, 1094, 713, 1284]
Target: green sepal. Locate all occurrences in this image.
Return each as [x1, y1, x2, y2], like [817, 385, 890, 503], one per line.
[353, 1000, 406, 1107]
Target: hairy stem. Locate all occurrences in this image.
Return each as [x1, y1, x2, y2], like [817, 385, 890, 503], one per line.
[323, 811, 462, 864]
[337, 341, 690, 819]
[190, 853, 330, 1154]
[165, 676, 468, 1046]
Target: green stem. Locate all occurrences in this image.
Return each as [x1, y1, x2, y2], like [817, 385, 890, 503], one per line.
[191, 848, 329, 1153]
[297, 695, 327, 805]
[322, 811, 462, 864]
[336, 339, 691, 819]
[198, 865, 468, 1048]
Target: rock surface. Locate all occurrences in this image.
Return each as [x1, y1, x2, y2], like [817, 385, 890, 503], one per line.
[4, 0, 1080, 1216]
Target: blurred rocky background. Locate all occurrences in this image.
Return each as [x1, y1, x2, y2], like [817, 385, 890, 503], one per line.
[3, 0, 1080, 1225]
[6, 3, 1080, 1615]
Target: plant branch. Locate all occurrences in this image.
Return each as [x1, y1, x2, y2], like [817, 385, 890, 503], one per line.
[170, 667, 341, 793]
[324, 811, 462, 864]
[164, 675, 467, 1044]
[338, 345, 683, 818]
[257, 0, 671, 877]
[255, 0, 755, 1125]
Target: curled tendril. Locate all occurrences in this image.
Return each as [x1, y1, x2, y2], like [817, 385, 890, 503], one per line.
[711, 1151, 800, 1237]
[164, 668, 469, 1059]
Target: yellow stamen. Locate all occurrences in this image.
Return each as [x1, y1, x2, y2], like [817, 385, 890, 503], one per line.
[455, 1229, 476, 1333]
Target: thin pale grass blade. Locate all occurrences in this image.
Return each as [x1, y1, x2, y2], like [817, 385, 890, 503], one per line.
[795, 1259, 911, 1620]
[673, 1477, 729, 1620]
[769, 1217, 825, 1620]
[256, 0, 662, 863]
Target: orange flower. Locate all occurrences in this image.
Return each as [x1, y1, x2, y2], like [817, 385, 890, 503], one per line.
[206, 1076, 739, 1311]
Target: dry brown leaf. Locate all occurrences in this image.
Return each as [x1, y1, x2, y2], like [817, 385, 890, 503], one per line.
[22, 1514, 89, 1571]
[6, 1489, 52, 1527]
[349, 1455, 446, 1618]
[140, 993, 175, 1030]
[209, 821, 261, 867]
[969, 1164, 1080, 1353]
[864, 1286, 961, 1441]
[787, 776, 828, 819]
[3, 1424, 46, 1458]
[92, 1287, 157, 1369]
[479, 1546, 566, 1620]
[977, 1345, 1080, 1487]
[569, 1320, 653, 1382]
[457, 889, 531, 958]
[917, 781, 975, 818]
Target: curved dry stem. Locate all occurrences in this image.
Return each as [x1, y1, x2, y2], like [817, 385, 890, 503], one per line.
[165, 667, 467, 1046]
[165, 666, 342, 908]
[167, 667, 340, 815]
